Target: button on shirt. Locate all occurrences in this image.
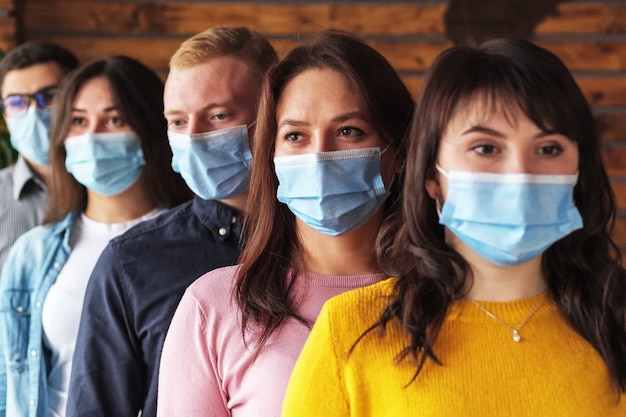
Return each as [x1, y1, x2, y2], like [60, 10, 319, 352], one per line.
[66, 197, 242, 417]
[0, 156, 47, 270]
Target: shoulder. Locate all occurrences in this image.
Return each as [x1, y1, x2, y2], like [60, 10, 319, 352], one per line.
[0, 164, 14, 193]
[173, 265, 241, 327]
[0, 164, 14, 180]
[186, 265, 240, 300]
[109, 201, 195, 246]
[319, 278, 396, 336]
[324, 278, 396, 314]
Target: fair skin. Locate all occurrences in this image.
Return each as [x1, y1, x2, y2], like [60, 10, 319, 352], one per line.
[68, 76, 155, 223]
[2, 61, 66, 181]
[163, 55, 261, 213]
[425, 100, 579, 302]
[275, 68, 401, 275]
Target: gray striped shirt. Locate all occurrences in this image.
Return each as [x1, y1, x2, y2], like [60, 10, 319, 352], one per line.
[0, 156, 47, 271]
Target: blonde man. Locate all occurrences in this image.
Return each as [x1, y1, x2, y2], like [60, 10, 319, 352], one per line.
[66, 27, 277, 417]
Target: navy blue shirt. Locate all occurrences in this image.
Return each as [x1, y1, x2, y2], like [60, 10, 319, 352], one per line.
[66, 197, 242, 417]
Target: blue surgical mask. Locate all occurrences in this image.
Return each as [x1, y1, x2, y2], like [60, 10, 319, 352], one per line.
[64, 131, 146, 196]
[436, 166, 583, 266]
[274, 147, 390, 237]
[6, 106, 51, 165]
[168, 124, 253, 200]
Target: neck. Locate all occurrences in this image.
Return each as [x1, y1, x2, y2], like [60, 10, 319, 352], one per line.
[297, 209, 384, 276]
[24, 158, 51, 184]
[84, 177, 156, 223]
[217, 191, 248, 213]
[448, 232, 548, 302]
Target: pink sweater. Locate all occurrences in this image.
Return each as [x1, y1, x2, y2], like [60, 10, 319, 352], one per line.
[156, 265, 385, 417]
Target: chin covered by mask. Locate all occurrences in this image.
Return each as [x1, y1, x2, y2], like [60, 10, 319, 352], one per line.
[436, 166, 583, 266]
[274, 147, 390, 237]
[64, 131, 146, 196]
[6, 106, 52, 165]
[168, 124, 253, 200]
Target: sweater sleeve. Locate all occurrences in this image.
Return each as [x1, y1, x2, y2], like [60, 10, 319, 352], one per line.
[66, 244, 143, 417]
[157, 287, 230, 417]
[282, 301, 349, 417]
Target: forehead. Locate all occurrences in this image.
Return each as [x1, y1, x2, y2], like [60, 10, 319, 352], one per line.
[1, 61, 65, 97]
[164, 55, 260, 111]
[72, 76, 115, 107]
[277, 68, 362, 116]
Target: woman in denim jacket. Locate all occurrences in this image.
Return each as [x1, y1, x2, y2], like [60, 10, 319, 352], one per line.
[0, 56, 190, 417]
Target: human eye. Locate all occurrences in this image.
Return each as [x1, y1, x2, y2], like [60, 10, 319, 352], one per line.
[471, 143, 498, 155]
[38, 88, 60, 108]
[70, 116, 87, 126]
[337, 126, 365, 138]
[108, 113, 127, 127]
[537, 144, 563, 156]
[167, 119, 186, 128]
[282, 131, 304, 143]
[2, 95, 29, 115]
[211, 112, 230, 121]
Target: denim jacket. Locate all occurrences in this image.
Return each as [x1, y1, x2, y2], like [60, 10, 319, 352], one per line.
[0, 211, 76, 417]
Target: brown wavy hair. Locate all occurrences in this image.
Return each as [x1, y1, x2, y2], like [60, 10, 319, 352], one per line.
[235, 30, 415, 349]
[371, 38, 626, 392]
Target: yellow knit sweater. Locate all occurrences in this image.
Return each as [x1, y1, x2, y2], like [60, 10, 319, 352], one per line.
[283, 279, 625, 417]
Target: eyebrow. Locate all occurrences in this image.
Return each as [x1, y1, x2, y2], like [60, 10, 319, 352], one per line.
[70, 105, 121, 113]
[164, 101, 232, 117]
[278, 111, 367, 129]
[461, 125, 559, 139]
[4, 84, 59, 98]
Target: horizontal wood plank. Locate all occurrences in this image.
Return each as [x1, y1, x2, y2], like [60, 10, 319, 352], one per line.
[602, 148, 626, 177]
[0, 16, 15, 50]
[21, 1, 626, 36]
[536, 3, 626, 35]
[595, 113, 626, 143]
[22, 35, 626, 74]
[613, 183, 626, 211]
[0, 0, 11, 10]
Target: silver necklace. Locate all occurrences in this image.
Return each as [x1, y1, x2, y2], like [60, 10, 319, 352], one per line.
[471, 296, 545, 342]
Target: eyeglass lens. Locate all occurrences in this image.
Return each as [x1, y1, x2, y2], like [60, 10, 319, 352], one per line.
[2, 88, 59, 116]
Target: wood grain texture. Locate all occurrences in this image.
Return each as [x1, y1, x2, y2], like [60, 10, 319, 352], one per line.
[21, 1, 626, 36]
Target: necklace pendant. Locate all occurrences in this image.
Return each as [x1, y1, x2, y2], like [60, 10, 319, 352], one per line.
[512, 329, 521, 342]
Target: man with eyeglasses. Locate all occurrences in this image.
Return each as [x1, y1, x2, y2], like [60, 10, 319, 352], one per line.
[0, 42, 79, 269]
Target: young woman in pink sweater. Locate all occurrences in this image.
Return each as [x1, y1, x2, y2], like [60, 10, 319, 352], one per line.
[156, 30, 415, 417]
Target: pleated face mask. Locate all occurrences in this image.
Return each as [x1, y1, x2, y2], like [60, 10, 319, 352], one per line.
[6, 106, 52, 165]
[168, 124, 253, 200]
[437, 166, 583, 266]
[64, 131, 146, 196]
[274, 147, 390, 237]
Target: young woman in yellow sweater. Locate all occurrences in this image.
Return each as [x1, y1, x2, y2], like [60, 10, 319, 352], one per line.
[282, 38, 626, 416]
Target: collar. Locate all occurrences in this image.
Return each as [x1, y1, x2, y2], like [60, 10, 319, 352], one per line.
[12, 155, 45, 200]
[192, 196, 243, 240]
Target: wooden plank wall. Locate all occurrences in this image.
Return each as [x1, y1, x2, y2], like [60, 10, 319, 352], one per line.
[11, 0, 626, 250]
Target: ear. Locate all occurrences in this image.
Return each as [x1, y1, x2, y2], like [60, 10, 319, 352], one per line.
[424, 167, 442, 200]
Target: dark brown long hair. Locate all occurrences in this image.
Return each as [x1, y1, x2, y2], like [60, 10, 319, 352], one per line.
[373, 38, 626, 391]
[235, 30, 415, 348]
[44, 55, 191, 223]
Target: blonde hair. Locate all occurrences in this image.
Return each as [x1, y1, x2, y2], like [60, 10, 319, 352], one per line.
[169, 26, 277, 76]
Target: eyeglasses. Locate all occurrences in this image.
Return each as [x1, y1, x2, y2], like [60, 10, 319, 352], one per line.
[0, 87, 60, 117]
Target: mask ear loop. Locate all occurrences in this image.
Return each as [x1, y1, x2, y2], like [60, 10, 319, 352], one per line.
[433, 165, 448, 218]
[435, 198, 443, 218]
